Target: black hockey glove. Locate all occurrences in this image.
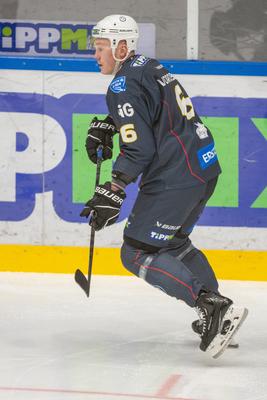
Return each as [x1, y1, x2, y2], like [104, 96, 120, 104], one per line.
[86, 115, 117, 163]
[80, 182, 126, 231]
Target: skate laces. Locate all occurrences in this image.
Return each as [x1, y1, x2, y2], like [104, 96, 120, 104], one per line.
[195, 306, 207, 335]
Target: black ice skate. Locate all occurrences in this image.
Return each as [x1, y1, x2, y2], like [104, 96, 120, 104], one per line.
[191, 319, 239, 348]
[195, 291, 248, 358]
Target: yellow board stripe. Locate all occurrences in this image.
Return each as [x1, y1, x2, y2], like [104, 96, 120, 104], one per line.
[0, 244, 266, 281]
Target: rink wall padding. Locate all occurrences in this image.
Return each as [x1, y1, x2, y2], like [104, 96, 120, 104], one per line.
[0, 60, 266, 281]
[0, 245, 267, 281]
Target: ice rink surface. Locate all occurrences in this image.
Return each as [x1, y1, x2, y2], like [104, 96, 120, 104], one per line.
[1, 273, 267, 400]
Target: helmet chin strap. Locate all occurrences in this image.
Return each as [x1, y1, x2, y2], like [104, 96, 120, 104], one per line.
[111, 47, 132, 75]
[112, 60, 121, 75]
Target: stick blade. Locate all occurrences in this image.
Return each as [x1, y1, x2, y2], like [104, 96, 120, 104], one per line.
[74, 268, 89, 297]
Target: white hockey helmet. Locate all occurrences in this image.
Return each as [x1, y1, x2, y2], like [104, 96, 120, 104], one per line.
[91, 15, 139, 53]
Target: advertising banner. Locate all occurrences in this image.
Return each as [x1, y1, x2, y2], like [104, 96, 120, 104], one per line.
[0, 20, 156, 58]
[0, 69, 266, 277]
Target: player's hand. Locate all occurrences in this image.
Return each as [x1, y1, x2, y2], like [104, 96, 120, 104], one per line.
[85, 115, 117, 163]
[80, 182, 126, 230]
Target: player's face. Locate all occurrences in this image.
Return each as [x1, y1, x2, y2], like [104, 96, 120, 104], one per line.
[94, 39, 115, 74]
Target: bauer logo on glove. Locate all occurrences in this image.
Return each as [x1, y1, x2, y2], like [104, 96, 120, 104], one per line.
[80, 182, 126, 231]
[86, 115, 117, 164]
[95, 186, 124, 205]
[89, 120, 116, 132]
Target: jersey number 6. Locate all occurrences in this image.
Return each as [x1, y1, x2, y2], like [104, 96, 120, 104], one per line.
[120, 123, 138, 143]
[175, 84, 195, 120]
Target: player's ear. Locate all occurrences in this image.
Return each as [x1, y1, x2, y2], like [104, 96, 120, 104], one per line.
[117, 40, 128, 57]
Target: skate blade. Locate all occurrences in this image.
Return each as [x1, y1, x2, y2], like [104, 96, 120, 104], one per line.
[228, 337, 239, 348]
[207, 306, 248, 359]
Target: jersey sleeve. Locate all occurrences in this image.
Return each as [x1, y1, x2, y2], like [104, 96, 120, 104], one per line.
[107, 76, 159, 182]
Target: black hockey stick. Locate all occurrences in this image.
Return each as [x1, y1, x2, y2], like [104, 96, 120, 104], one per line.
[74, 146, 103, 297]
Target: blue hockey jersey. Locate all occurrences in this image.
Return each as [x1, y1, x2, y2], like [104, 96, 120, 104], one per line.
[106, 54, 221, 193]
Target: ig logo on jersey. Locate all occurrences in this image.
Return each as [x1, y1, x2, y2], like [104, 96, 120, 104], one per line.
[117, 102, 134, 118]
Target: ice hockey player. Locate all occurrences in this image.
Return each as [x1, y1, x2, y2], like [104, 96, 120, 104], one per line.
[80, 14, 248, 358]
